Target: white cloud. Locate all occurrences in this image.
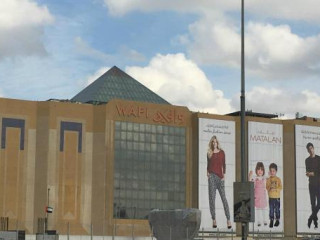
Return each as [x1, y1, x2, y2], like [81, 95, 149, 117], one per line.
[103, 0, 320, 80]
[246, 0, 320, 23]
[186, 18, 320, 79]
[0, 0, 54, 59]
[103, 0, 320, 23]
[0, 0, 53, 29]
[103, 0, 204, 16]
[126, 53, 234, 114]
[187, 19, 240, 68]
[231, 87, 320, 118]
[245, 23, 320, 79]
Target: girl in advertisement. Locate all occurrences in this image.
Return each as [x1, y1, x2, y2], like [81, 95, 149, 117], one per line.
[207, 135, 232, 229]
[249, 162, 268, 227]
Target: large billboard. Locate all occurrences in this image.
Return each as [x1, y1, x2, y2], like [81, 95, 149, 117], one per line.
[296, 125, 320, 233]
[248, 121, 283, 232]
[198, 118, 236, 230]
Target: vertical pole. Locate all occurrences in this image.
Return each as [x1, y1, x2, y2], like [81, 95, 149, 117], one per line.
[43, 219, 45, 240]
[253, 224, 255, 239]
[240, 0, 247, 239]
[151, 226, 153, 240]
[67, 222, 70, 240]
[269, 229, 271, 240]
[131, 218, 134, 240]
[102, 219, 105, 240]
[47, 188, 50, 231]
[112, 223, 115, 240]
[132, 207, 136, 240]
[16, 220, 18, 240]
[91, 223, 93, 240]
[186, 227, 189, 240]
[240, 0, 246, 186]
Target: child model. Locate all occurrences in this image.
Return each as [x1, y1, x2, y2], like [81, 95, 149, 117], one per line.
[266, 163, 282, 228]
[249, 162, 268, 227]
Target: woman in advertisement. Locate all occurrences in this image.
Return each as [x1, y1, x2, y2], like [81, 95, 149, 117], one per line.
[207, 135, 232, 229]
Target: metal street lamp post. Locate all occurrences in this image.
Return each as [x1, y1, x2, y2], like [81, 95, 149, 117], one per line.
[240, 0, 247, 239]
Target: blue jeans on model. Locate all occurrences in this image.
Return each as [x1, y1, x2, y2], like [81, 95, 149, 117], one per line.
[269, 198, 280, 220]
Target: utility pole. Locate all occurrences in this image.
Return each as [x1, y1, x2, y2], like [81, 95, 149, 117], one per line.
[47, 188, 50, 231]
[240, 0, 247, 239]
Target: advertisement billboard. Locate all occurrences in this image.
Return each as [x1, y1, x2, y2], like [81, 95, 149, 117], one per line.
[296, 125, 320, 233]
[248, 121, 283, 232]
[198, 118, 236, 230]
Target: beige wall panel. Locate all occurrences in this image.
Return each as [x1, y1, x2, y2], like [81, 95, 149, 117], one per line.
[25, 129, 36, 232]
[4, 128, 21, 219]
[0, 151, 3, 216]
[0, 98, 37, 128]
[47, 129, 57, 229]
[47, 102, 93, 131]
[91, 132, 107, 235]
[56, 125, 88, 235]
[283, 121, 296, 237]
[59, 132, 80, 220]
[80, 132, 93, 233]
[0, 127, 27, 230]
[34, 104, 50, 233]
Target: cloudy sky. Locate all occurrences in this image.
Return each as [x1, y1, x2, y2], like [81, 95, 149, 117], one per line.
[1, 0, 320, 118]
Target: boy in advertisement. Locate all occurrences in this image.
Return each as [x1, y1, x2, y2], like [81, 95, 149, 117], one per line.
[266, 163, 282, 228]
[305, 142, 320, 229]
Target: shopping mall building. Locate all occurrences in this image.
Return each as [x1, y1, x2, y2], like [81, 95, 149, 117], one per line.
[0, 66, 319, 238]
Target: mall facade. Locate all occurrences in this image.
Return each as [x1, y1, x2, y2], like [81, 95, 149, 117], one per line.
[0, 66, 319, 238]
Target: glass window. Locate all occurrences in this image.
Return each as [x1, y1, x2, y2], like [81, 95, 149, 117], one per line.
[133, 123, 139, 132]
[127, 132, 133, 141]
[139, 142, 145, 151]
[115, 131, 120, 140]
[139, 133, 145, 142]
[156, 125, 163, 133]
[121, 122, 127, 131]
[121, 132, 126, 140]
[113, 121, 186, 219]
[140, 124, 145, 132]
[133, 132, 139, 141]
[133, 142, 139, 150]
